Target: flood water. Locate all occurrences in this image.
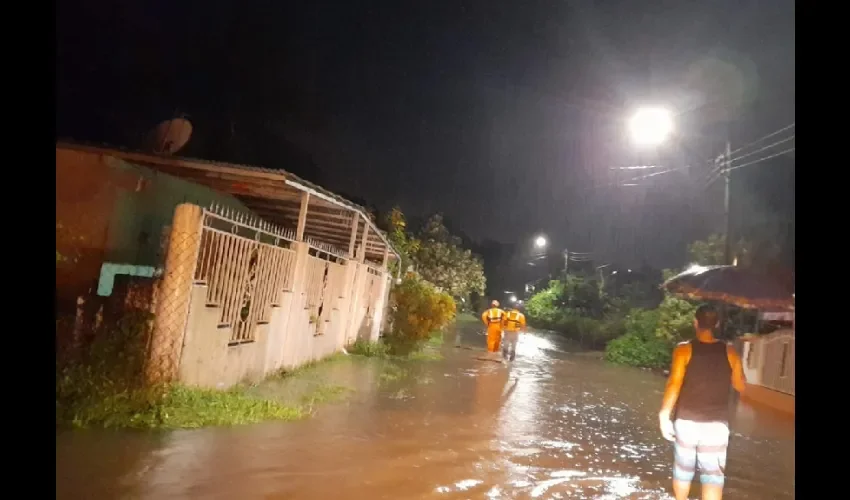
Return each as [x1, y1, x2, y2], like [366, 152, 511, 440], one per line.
[57, 322, 794, 499]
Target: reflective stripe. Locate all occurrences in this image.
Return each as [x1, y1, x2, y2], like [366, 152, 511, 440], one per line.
[487, 308, 503, 323]
[505, 311, 524, 327]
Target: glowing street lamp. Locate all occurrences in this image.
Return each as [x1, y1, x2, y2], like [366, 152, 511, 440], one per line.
[534, 235, 547, 249]
[628, 107, 674, 147]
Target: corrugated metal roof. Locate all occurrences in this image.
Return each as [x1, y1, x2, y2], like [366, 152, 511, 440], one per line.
[57, 141, 398, 264]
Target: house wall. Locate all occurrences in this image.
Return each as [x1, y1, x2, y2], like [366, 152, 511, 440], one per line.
[56, 145, 248, 312]
[739, 329, 795, 416]
[166, 206, 390, 389]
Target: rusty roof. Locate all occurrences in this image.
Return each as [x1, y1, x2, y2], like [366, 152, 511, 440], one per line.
[57, 141, 399, 265]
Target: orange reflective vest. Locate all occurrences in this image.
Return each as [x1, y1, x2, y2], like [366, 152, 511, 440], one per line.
[503, 310, 526, 332]
[482, 308, 505, 326]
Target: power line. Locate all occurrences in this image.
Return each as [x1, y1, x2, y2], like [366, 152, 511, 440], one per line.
[610, 122, 796, 188]
[703, 125, 796, 182]
[609, 165, 665, 170]
[727, 147, 795, 174]
[620, 165, 693, 185]
[730, 135, 795, 164]
[705, 147, 795, 188]
[729, 123, 795, 157]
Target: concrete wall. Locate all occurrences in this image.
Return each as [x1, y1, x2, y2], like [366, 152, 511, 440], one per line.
[177, 242, 391, 389]
[739, 330, 795, 416]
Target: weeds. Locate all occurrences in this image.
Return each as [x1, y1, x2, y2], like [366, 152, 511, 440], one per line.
[348, 329, 444, 361]
[56, 313, 353, 430]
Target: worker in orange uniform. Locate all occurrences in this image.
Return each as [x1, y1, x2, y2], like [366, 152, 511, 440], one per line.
[481, 300, 506, 353]
[501, 306, 526, 362]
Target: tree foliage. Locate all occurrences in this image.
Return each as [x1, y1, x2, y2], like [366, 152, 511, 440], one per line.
[687, 232, 782, 271]
[384, 207, 420, 275]
[411, 214, 486, 299]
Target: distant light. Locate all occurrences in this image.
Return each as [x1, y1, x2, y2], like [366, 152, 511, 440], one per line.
[510, 295, 517, 303]
[534, 236, 547, 248]
[504, 291, 515, 294]
[628, 107, 674, 147]
[733, 257, 738, 266]
[611, 271, 618, 275]
[628, 269, 632, 273]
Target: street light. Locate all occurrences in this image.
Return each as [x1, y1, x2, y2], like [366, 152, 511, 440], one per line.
[628, 107, 674, 147]
[534, 235, 547, 249]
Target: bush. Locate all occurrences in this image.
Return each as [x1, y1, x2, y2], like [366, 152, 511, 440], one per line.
[656, 295, 697, 341]
[604, 307, 673, 369]
[525, 281, 564, 328]
[385, 273, 456, 354]
[605, 332, 674, 369]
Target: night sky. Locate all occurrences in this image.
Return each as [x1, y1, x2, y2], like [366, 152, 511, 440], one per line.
[57, 0, 795, 273]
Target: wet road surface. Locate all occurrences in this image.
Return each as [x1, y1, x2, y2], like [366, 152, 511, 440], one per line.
[56, 321, 794, 499]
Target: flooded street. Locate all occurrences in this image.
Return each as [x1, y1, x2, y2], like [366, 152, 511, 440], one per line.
[57, 322, 794, 499]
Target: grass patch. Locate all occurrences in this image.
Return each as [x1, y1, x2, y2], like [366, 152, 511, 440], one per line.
[57, 382, 306, 430]
[273, 352, 349, 380]
[348, 330, 445, 362]
[379, 363, 409, 383]
[348, 339, 392, 358]
[56, 312, 354, 430]
[427, 331, 445, 347]
[407, 348, 443, 362]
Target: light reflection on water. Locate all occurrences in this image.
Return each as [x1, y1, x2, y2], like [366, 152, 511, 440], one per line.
[56, 325, 794, 500]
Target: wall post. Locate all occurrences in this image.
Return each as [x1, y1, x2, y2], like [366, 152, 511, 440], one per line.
[146, 203, 203, 385]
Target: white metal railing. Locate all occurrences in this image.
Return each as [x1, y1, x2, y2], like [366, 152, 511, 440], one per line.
[306, 236, 349, 260]
[194, 207, 297, 344]
[303, 255, 347, 335]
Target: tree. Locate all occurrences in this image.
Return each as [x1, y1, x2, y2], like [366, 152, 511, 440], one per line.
[687, 232, 782, 271]
[411, 214, 486, 299]
[384, 207, 420, 275]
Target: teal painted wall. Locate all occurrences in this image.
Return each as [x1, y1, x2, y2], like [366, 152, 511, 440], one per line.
[103, 158, 251, 266]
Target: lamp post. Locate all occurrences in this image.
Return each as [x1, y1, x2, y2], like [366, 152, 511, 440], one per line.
[627, 106, 733, 266]
[627, 106, 735, 336]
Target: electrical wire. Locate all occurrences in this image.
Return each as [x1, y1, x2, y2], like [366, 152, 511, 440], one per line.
[727, 147, 795, 174]
[704, 147, 796, 188]
[702, 124, 795, 182]
[607, 122, 796, 189]
[620, 165, 693, 185]
[728, 123, 795, 157]
[729, 135, 795, 164]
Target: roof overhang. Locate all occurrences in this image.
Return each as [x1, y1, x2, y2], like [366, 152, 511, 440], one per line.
[57, 142, 400, 265]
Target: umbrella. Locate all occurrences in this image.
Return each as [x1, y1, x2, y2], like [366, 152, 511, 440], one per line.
[662, 265, 794, 310]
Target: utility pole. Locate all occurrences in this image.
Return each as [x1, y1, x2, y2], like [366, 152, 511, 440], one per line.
[722, 140, 733, 266]
[721, 140, 733, 338]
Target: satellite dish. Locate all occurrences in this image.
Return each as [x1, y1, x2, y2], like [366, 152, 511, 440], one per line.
[147, 117, 193, 154]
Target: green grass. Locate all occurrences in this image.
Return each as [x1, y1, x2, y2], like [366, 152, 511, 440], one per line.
[348, 339, 392, 358]
[58, 384, 306, 430]
[348, 329, 445, 362]
[57, 352, 354, 430]
[407, 348, 443, 361]
[379, 364, 409, 383]
[454, 313, 481, 325]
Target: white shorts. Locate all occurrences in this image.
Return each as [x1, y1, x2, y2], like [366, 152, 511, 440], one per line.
[673, 419, 730, 486]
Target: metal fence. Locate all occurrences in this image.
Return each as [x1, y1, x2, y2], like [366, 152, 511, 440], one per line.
[194, 208, 298, 345]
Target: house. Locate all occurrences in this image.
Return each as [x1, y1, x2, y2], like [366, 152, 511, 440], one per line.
[738, 311, 795, 415]
[56, 142, 400, 388]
